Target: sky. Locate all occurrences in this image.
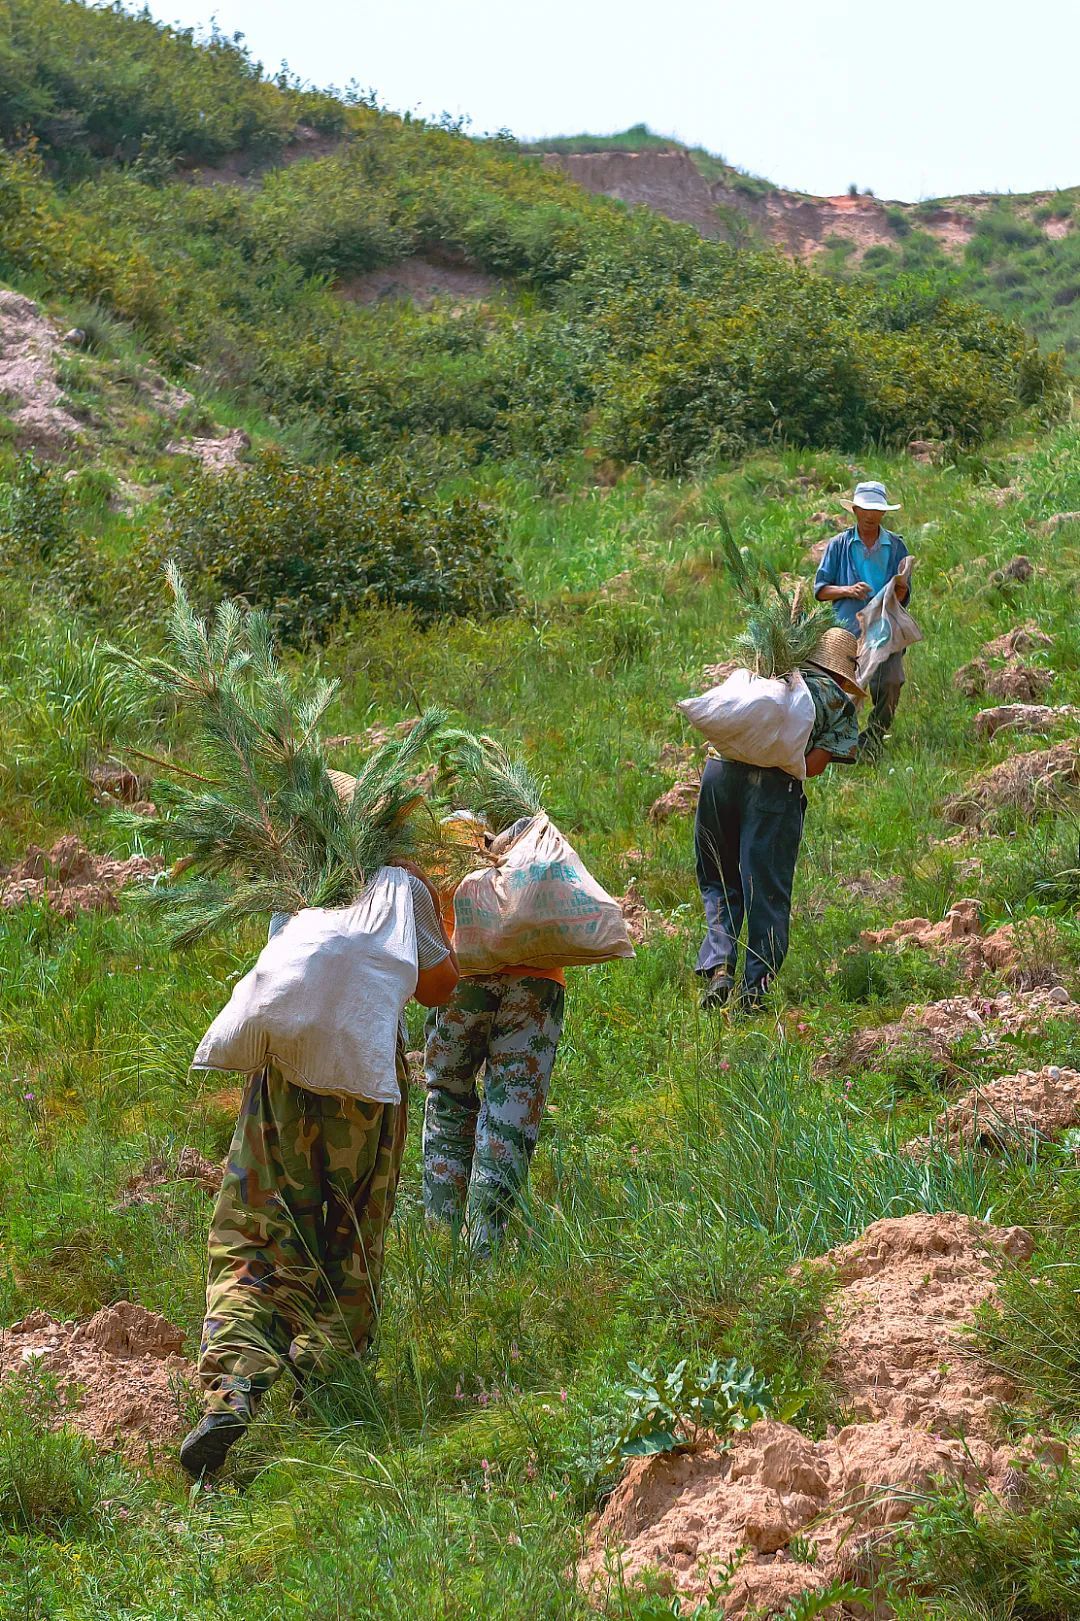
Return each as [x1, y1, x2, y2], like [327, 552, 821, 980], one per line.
[143, 0, 1080, 202]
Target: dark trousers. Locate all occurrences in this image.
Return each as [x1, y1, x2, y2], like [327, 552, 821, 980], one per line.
[861, 651, 905, 754]
[694, 757, 806, 993]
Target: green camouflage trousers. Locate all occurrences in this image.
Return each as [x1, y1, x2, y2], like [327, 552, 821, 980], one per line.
[423, 974, 565, 1248]
[197, 1054, 407, 1412]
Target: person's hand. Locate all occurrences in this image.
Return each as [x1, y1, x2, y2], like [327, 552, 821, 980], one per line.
[847, 581, 873, 601]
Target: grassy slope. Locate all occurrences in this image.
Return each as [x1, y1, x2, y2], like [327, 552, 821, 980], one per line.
[3, 415, 1080, 1616]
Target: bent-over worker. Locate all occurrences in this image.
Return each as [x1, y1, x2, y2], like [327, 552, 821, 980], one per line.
[695, 629, 863, 1011]
[423, 816, 565, 1255]
[180, 862, 458, 1477]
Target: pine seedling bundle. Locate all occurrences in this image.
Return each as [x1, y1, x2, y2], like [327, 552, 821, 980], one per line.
[435, 730, 546, 834]
[711, 501, 834, 678]
[108, 567, 445, 946]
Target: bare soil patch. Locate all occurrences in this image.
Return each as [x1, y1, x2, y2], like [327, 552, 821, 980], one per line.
[118, 1148, 223, 1208]
[942, 743, 1080, 826]
[617, 883, 679, 946]
[0, 1302, 193, 1453]
[337, 256, 503, 309]
[916, 1065, 1080, 1155]
[973, 703, 1080, 739]
[954, 659, 1053, 702]
[980, 624, 1053, 661]
[166, 426, 250, 471]
[860, 900, 1061, 989]
[0, 290, 82, 456]
[817, 985, 1077, 1078]
[580, 1215, 1051, 1616]
[0, 837, 155, 917]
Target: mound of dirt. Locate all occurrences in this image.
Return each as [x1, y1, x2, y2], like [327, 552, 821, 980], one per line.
[581, 1214, 1049, 1615]
[917, 1065, 1080, 1155]
[817, 1212, 1032, 1431]
[818, 984, 1077, 1077]
[0, 289, 83, 456]
[1031, 510, 1080, 538]
[649, 774, 701, 824]
[980, 624, 1054, 660]
[166, 427, 250, 471]
[337, 256, 503, 309]
[0, 837, 155, 917]
[0, 1302, 192, 1452]
[954, 658, 1053, 702]
[973, 702, 1080, 739]
[618, 884, 679, 946]
[118, 1147, 223, 1208]
[942, 743, 1080, 826]
[859, 901, 1060, 988]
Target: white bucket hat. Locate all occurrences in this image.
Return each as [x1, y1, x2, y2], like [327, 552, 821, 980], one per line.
[840, 480, 901, 513]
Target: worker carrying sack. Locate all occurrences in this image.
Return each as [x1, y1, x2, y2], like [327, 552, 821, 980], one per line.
[190, 866, 417, 1103]
[452, 814, 635, 973]
[677, 668, 816, 781]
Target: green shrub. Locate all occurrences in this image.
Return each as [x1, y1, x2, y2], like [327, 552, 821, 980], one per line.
[135, 452, 518, 643]
[0, 1363, 130, 1537]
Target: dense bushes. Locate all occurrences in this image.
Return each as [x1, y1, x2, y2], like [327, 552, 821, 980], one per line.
[0, 0, 344, 165]
[0, 5, 1065, 472]
[138, 453, 518, 644]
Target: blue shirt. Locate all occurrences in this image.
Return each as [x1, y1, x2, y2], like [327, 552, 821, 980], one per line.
[814, 527, 910, 633]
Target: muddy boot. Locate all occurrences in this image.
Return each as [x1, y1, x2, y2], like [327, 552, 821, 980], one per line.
[180, 1379, 253, 1477]
[701, 968, 736, 1011]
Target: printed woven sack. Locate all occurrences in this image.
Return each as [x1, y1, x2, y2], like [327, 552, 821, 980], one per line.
[191, 866, 417, 1102]
[452, 815, 635, 973]
[856, 574, 922, 687]
[677, 668, 816, 780]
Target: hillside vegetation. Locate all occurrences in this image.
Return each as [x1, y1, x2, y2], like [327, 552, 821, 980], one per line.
[537, 125, 1080, 364]
[2, 7, 1080, 1620]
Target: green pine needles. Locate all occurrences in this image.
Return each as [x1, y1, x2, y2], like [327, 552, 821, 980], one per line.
[711, 501, 835, 679]
[107, 567, 445, 947]
[436, 730, 546, 833]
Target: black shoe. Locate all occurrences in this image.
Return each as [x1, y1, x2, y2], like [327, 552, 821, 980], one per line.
[179, 1408, 248, 1477]
[739, 982, 772, 1015]
[701, 970, 736, 1011]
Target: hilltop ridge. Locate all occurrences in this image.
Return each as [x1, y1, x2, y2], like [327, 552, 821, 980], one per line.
[535, 127, 1080, 357]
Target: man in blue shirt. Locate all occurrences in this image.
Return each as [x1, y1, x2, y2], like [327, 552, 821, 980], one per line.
[814, 480, 912, 757]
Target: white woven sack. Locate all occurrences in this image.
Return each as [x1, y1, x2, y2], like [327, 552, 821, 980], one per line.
[452, 814, 636, 974]
[856, 576, 922, 687]
[191, 866, 417, 1102]
[677, 668, 816, 780]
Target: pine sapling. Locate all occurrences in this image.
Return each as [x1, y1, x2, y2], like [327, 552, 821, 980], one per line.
[106, 566, 446, 946]
[710, 499, 835, 679]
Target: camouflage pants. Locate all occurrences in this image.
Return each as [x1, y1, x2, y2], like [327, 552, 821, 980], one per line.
[423, 974, 565, 1248]
[197, 1055, 407, 1413]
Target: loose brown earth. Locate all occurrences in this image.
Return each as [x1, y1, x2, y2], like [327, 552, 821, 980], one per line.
[580, 1215, 1054, 1616]
[954, 658, 1053, 702]
[336, 255, 503, 309]
[973, 702, 1080, 739]
[0, 1302, 193, 1452]
[917, 1064, 1080, 1155]
[541, 148, 1073, 265]
[0, 289, 83, 455]
[0, 836, 156, 917]
[942, 743, 1080, 827]
[617, 883, 679, 947]
[117, 1147, 223, 1208]
[165, 426, 251, 472]
[859, 899, 1060, 989]
[817, 984, 1078, 1078]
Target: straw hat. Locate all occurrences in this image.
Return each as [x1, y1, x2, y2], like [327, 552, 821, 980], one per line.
[327, 768, 356, 804]
[840, 479, 901, 514]
[806, 627, 868, 702]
